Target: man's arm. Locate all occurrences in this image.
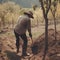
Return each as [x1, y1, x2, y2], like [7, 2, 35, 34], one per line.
[27, 20, 32, 39]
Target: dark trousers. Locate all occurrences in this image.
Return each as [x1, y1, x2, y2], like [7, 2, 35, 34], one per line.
[14, 30, 28, 54]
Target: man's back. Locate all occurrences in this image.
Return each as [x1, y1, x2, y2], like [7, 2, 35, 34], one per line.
[14, 15, 31, 35]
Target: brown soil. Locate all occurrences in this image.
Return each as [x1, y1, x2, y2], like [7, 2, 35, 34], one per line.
[32, 29, 60, 60]
[0, 29, 60, 60]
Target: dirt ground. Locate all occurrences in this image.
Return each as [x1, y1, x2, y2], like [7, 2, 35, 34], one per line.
[0, 24, 60, 60]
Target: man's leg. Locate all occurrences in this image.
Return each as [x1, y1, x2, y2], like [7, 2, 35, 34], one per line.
[14, 30, 20, 53]
[21, 34, 28, 56]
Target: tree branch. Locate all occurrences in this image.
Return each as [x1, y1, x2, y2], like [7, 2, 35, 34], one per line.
[39, 0, 45, 17]
[46, 0, 51, 15]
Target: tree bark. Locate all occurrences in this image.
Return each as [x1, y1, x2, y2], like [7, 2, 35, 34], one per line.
[42, 17, 48, 60]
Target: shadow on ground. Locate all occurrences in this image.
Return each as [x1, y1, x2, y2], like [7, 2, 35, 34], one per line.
[5, 50, 21, 60]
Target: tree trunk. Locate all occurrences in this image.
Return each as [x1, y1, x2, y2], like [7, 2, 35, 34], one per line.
[43, 17, 48, 60]
[54, 17, 57, 42]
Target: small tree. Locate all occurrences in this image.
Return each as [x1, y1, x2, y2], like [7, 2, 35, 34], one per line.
[50, 0, 58, 43]
[39, 0, 51, 60]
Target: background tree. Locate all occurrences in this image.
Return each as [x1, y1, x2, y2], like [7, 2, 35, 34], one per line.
[0, 8, 7, 30]
[0, 0, 12, 3]
[0, 1, 21, 31]
[59, 0, 60, 3]
[39, 0, 51, 60]
[32, 4, 38, 11]
[32, 4, 39, 27]
[50, 0, 58, 44]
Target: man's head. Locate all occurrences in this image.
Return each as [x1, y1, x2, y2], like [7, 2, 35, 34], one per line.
[24, 11, 34, 19]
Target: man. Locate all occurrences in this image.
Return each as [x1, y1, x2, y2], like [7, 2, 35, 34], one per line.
[14, 11, 34, 56]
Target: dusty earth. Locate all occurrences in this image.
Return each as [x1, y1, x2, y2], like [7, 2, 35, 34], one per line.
[32, 29, 60, 60]
[0, 25, 60, 60]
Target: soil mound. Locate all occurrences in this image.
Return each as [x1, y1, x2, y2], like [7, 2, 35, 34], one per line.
[32, 29, 60, 60]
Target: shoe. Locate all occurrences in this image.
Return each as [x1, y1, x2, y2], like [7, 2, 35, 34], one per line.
[22, 53, 30, 56]
[22, 53, 33, 59]
[16, 49, 19, 54]
[22, 53, 30, 59]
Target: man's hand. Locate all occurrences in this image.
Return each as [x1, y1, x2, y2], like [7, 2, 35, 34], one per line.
[29, 33, 32, 39]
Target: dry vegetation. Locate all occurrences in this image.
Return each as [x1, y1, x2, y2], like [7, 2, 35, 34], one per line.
[0, 1, 60, 31]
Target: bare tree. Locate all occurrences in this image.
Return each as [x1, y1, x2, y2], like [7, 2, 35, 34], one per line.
[50, 0, 58, 43]
[39, 0, 51, 60]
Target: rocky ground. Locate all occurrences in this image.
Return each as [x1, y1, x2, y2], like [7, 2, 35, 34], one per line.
[0, 28, 60, 60]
